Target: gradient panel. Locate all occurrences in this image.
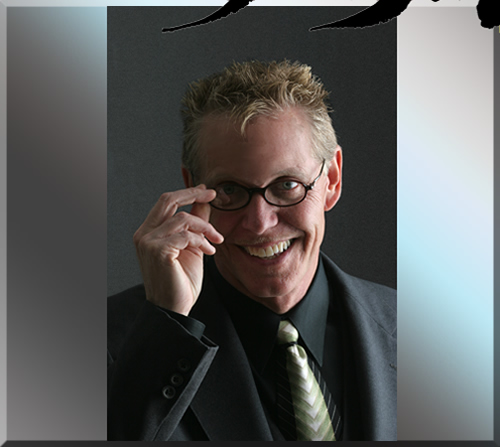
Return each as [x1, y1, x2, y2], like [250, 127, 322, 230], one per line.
[495, 19, 500, 447]
[6, 7, 107, 440]
[0, 2, 6, 446]
[398, 8, 493, 441]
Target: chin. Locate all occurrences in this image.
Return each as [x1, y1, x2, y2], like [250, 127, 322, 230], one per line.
[224, 260, 305, 301]
[214, 240, 319, 304]
[243, 277, 294, 299]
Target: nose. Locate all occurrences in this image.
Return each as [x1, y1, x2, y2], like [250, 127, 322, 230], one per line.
[240, 192, 279, 235]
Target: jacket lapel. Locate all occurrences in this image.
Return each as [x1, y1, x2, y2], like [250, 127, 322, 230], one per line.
[323, 254, 397, 441]
[189, 276, 274, 441]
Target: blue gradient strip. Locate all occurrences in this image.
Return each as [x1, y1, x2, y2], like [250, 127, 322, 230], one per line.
[398, 8, 493, 441]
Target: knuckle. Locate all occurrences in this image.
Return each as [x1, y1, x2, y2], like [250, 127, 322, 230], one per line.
[178, 229, 189, 239]
[135, 233, 152, 252]
[133, 230, 142, 246]
[172, 212, 191, 230]
[159, 192, 177, 211]
[176, 211, 189, 221]
[160, 192, 172, 202]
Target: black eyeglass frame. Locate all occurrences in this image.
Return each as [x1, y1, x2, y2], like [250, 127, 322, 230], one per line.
[201, 159, 326, 212]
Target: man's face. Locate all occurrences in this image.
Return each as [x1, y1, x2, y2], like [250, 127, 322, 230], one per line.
[196, 107, 342, 313]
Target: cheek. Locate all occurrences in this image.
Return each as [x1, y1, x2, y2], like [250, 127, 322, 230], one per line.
[306, 188, 329, 209]
[288, 203, 326, 245]
[290, 193, 325, 226]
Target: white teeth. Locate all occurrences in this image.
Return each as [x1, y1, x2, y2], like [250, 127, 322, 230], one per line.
[244, 240, 292, 259]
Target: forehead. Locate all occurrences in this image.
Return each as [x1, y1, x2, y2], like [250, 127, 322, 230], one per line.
[197, 108, 317, 184]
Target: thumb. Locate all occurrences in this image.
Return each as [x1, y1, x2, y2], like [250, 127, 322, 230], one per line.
[191, 200, 212, 222]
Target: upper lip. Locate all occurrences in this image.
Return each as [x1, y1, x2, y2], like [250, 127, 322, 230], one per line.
[236, 238, 294, 248]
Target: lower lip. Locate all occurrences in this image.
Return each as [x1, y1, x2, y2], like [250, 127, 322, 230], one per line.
[238, 241, 294, 265]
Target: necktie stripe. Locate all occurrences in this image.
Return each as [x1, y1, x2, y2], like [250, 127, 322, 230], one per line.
[334, 415, 341, 433]
[308, 350, 342, 438]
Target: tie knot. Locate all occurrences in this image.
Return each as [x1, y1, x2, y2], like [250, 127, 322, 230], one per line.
[277, 320, 299, 345]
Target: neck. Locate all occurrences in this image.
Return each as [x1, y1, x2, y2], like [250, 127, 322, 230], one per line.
[214, 255, 319, 315]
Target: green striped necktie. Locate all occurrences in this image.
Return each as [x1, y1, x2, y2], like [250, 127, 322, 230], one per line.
[276, 319, 337, 441]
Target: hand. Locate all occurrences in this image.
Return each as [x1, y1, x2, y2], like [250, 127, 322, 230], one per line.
[133, 185, 224, 316]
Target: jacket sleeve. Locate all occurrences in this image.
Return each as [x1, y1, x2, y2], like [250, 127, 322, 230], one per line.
[107, 299, 218, 440]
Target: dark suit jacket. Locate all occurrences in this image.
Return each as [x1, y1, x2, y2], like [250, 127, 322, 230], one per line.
[107, 253, 397, 441]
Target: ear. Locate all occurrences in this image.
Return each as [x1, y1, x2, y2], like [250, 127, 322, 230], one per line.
[324, 146, 342, 212]
[182, 166, 193, 188]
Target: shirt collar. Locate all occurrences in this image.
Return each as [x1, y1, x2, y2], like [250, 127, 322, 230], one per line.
[206, 256, 330, 372]
[286, 256, 329, 366]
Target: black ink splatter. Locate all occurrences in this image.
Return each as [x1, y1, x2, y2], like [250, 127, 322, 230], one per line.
[309, 0, 498, 30]
[477, 0, 499, 28]
[161, 0, 499, 32]
[162, 0, 254, 33]
[309, 0, 412, 30]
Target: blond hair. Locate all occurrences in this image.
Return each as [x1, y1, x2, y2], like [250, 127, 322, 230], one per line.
[181, 60, 337, 177]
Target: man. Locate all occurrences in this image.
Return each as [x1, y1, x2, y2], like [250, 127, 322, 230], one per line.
[107, 60, 396, 441]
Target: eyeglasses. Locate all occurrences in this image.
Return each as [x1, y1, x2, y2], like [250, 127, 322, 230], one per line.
[207, 159, 326, 211]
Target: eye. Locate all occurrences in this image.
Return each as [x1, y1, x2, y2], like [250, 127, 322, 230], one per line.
[280, 180, 300, 191]
[221, 184, 236, 195]
[212, 183, 247, 209]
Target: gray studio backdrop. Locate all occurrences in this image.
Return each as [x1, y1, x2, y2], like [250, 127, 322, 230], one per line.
[107, 6, 396, 296]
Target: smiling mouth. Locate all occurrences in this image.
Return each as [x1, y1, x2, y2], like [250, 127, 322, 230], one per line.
[242, 240, 293, 259]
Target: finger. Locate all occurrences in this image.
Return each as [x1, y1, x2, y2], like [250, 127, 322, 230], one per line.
[159, 185, 216, 222]
[167, 230, 217, 256]
[139, 185, 216, 235]
[168, 211, 224, 244]
[151, 211, 224, 245]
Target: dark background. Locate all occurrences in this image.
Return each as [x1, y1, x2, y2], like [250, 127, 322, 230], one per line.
[107, 6, 396, 296]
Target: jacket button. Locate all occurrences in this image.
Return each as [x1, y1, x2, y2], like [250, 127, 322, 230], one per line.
[162, 385, 176, 399]
[177, 358, 191, 372]
[170, 373, 184, 386]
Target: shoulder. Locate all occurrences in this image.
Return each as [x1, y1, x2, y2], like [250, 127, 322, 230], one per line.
[321, 252, 396, 336]
[108, 284, 147, 324]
